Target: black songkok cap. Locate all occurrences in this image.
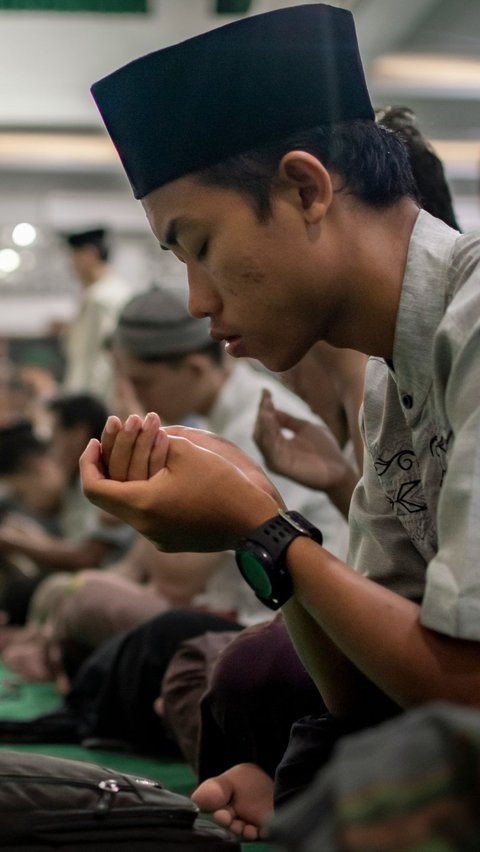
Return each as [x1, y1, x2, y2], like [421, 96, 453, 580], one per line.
[110, 287, 212, 359]
[91, 3, 374, 199]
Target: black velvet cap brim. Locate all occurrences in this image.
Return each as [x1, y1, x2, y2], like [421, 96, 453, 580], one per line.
[63, 228, 107, 250]
[91, 3, 374, 199]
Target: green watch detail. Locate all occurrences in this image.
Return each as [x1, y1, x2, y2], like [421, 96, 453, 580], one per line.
[235, 509, 323, 611]
[237, 552, 273, 599]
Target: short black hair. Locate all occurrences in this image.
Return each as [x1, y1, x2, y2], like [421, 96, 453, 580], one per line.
[139, 339, 224, 367]
[0, 420, 49, 476]
[48, 393, 108, 441]
[196, 119, 418, 220]
[65, 228, 110, 262]
[376, 106, 460, 231]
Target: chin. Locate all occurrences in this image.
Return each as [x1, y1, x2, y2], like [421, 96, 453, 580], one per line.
[260, 350, 307, 374]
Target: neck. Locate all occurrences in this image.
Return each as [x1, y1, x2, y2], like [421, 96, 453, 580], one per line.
[324, 199, 420, 360]
[82, 261, 109, 287]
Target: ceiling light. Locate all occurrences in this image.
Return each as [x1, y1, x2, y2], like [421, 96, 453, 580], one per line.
[12, 222, 37, 247]
[0, 133, 117, 168]
[0, 249, 21, 275]
[371, 53, 480, 94]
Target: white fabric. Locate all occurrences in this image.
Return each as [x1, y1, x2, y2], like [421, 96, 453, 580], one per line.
[348, 210, 480, 640]
[62, 270, 132, 403]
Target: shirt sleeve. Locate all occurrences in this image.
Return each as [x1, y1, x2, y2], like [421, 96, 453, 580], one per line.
[421, 284, 480, 640]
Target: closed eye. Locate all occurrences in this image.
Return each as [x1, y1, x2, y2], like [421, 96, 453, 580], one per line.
[197, 241, 209, 261]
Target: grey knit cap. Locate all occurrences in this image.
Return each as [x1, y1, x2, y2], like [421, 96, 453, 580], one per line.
[110, 286, 212, 358]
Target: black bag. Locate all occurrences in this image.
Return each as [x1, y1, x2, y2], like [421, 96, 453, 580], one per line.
[0, 750, 241, 851]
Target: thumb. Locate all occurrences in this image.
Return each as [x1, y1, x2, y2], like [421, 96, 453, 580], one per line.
[79, 438, 105, 486]
[274, 409, 308, 432]
[80, 440, 149, 520]
[259, 388, 274, 410]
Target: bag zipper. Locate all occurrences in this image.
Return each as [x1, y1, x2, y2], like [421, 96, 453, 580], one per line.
[0, 773, 151, 814]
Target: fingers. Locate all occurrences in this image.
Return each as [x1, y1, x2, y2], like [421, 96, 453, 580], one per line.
[254, 389, 281, 447]
[101, 412, 166, 482]
[148, 427, 169, 477]
[79, 438, 105, 488]
[257, 391, 307, 433]
[107, 413, 143, 481]
[80, 438, 120, 509]
[80, 447, 150, 524]
[274, 409, 307, 432]
[258, 388, 276, 417]
[123, 412, 162, 481]
[101, 415, 122, 469]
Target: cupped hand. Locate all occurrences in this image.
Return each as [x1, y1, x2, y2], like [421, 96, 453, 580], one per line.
[101, 412, 169, 481]
[100, 412, 283, 505]
[80, 415, 284, 553]
[254, 389, 356, 494]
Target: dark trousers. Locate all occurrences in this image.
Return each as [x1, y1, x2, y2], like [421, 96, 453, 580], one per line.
[198, 615, 400, 806]
[198, 616, 326, 781]
[67, 609, 243, 755]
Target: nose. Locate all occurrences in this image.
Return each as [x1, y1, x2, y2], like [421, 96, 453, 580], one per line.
[187, 263, 222, 319]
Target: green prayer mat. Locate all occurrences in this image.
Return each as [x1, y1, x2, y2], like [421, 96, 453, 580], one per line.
[0, 662, 273, 851]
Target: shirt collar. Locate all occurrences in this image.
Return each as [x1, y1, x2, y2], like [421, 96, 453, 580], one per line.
[391, 210, 460, 416]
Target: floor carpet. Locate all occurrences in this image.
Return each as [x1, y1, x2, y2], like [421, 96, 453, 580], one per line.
[0, 662, 274, 851]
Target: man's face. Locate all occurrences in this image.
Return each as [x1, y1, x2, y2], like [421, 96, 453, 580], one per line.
[111, 348, 199, 425]
[69, 245, 100, 285]
[142, 176, 326, 372]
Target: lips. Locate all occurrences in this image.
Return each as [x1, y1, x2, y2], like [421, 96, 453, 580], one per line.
[210, 326, 235, 343]
[224, 336, 247, 357]
[210, 326, 246, 356]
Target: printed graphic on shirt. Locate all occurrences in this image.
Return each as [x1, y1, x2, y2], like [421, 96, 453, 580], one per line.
[375, 450, 427, 514]
[429, 431, 453, 488]
[372, 425, 452, 563]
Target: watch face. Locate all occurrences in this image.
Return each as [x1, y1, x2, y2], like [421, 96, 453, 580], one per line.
[236, 550, 273, 599]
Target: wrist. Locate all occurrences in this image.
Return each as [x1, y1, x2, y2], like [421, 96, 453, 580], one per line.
[324, 461, 359, 518]
[239, 494, 285, 540]
[235, 509, 323, 610]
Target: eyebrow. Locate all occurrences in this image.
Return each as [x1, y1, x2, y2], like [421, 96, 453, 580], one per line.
[160, 217, 190, 251]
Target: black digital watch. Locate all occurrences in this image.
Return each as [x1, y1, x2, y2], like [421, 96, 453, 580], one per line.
[235, 509, 323, 610]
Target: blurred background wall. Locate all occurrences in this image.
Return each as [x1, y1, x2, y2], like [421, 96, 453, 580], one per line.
[0, 0, 478, 341]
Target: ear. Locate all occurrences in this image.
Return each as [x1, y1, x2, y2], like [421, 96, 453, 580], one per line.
[278, 151, 333, 224]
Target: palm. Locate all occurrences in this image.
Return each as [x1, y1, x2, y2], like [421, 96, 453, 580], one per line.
[81, 415, 283, 553]
[165, 425, 284, 505]
[254, 393, 348, 492]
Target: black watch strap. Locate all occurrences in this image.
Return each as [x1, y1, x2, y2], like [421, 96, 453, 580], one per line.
[235, 509, 323, 610]
[246, 509, 323, 558]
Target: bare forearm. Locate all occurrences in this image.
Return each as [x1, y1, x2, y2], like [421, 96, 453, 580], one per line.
[0, 535, 108, 572]
[282, 596, 368, 716]
[148, 551, 227, 600]
[286, 538, 480, 711]
[324, 463, 359, 519]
